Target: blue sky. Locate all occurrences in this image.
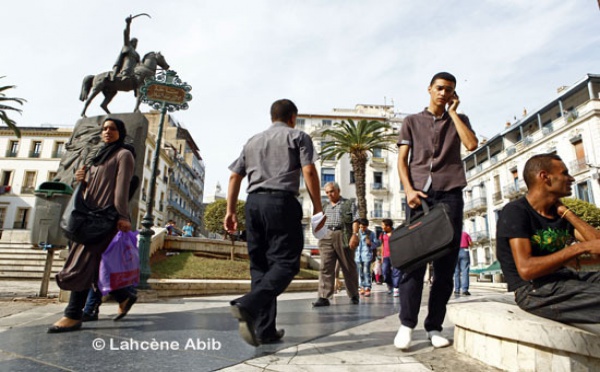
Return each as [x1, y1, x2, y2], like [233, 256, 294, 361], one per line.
[4, 1, 600, 197]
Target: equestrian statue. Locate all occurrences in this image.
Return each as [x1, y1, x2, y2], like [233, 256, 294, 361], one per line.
[79, 14, 170, 117]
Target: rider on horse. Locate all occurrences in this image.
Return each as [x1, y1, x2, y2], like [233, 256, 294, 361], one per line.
[111, 16, 140, 94]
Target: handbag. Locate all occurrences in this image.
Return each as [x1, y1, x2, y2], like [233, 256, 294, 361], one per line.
[60, 182, 119, 245]
[98, 231, 140, 295]
[389, 199, 455, 273]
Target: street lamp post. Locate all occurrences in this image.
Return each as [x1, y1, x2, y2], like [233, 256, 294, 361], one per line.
[137, 70, 192, 289]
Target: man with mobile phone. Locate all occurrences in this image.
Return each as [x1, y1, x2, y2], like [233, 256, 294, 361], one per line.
[394, 72, 478, 350]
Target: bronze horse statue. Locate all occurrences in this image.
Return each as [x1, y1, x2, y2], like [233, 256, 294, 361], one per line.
[79, 51, 170, 117]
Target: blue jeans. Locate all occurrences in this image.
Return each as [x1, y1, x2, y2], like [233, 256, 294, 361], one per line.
[399, 189, 463, 331]
[382, 257, 401, 289]
[454, 248, 470, 292]
[82, 286, 138, 316]
[356, 260, 372, 289]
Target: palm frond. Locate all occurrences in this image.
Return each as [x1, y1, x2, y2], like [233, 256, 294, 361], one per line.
[0, 77, 25, 138]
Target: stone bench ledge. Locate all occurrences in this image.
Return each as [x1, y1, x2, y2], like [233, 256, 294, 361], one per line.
[447, 302, 600, 371]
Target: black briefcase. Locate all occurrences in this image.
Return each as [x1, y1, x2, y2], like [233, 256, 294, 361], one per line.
[389, 200, 455, 273]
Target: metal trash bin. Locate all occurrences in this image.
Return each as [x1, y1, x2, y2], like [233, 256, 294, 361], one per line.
[31, 181, 73, 249]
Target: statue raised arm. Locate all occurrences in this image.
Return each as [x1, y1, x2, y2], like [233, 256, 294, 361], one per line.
[111, 16, 141, 82]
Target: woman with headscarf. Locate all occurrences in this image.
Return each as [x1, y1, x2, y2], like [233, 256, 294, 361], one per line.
[49, 118, 137, 333]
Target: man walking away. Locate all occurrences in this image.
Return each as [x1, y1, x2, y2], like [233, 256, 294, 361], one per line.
[224, 99, 324, 346]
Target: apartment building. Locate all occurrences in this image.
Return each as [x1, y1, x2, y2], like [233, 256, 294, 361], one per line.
[145, 111, 205, 234]
[462, 73, 600, 270]
[0, 126, 70, 230]
[297, 104, 406, 245]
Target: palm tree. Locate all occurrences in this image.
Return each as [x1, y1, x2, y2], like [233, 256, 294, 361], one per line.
[319, 118, 397, 218]
[0, 76, 25, 138]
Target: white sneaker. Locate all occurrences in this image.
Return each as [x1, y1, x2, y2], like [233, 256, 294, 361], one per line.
[394, 325, 413, 350]
[428, 330, 450, 348]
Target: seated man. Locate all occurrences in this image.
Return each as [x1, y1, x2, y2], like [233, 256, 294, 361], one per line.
[496, 153, 600, 323]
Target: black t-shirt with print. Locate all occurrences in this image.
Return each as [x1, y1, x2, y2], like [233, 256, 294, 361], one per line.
[496, 197, 574, 291]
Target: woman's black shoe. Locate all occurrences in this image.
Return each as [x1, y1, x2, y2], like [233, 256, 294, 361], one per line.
[47, 322, 82, 334]
[113, 295, 137, 321]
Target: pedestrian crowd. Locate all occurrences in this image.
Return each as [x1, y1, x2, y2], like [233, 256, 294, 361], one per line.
[48, 69, 600, 357]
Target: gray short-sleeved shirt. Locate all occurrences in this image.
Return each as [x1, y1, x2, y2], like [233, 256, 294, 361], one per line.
[397, 109, 474, 192]
[229, 121, 318, 194]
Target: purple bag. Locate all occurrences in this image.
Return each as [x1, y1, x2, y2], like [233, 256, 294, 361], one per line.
[98, 231, 140, 295]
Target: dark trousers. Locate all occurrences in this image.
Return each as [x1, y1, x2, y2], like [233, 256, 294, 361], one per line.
[515, 270, 600, 323]
[399, 189, 463, 331]
[232, 192, 303, 339]
[65, 286, 132, 320]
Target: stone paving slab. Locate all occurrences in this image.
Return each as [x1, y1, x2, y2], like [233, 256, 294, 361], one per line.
[0, 289, 401, 371]
[0, 281, 509, 371]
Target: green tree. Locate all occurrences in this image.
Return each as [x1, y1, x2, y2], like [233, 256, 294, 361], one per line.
[204, 199, 246, 236]
[319, 119, 397, 218]
[562, 198, 600, 228]
[0, 76, 25, 138]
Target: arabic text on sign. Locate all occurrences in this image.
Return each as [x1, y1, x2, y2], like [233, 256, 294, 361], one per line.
[146, 84, 187, 104]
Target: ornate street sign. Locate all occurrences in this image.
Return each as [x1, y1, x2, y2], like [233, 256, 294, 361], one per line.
[140, 70, 192, 111]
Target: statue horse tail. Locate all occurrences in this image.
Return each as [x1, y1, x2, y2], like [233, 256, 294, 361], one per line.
[79, 75, 94, 101]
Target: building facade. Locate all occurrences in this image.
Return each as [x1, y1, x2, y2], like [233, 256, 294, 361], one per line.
[0, 126, 70, 230]
[462, 73, 600, 270]
[144, 111, 205, 235]
[297, 104, 407, 245]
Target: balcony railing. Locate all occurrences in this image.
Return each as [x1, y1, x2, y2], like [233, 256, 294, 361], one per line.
[167, 199, 201, 225]
[464, 197, 487, 215]
[569, 158, 588, 174]
[369, 210, 391, 219]
[5, 150, 17, 158]
[464, 101, 597, 181]
[21, 186, 35, 194]
[492, 191, 502, 204]
[542, 123, 554, 136]
[503, 180, 526, 199]
[370, 183, 388, 192]
[52, 151, 63, 158]
[29, 151, 41, 158]
[370, 157, 387, 168]
[471, 230, 490, 243]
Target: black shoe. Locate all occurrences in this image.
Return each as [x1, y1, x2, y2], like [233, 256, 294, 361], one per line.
[47, 321, 82, 334]
[258, 329, 285, 344]
[462, 291, 471, 296]
[351, 296, 359, 305]
[82, 312, 98, 322]
[113, 295, 137, 321]
[454, 291, 460, 295]
[230, 302, 259, 347]
[312, 297, 330, 307]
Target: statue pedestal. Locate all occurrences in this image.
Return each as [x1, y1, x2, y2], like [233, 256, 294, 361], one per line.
[55, 113, 149, 228]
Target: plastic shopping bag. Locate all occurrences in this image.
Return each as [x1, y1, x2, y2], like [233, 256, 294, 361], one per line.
[98, 231, 140, 296]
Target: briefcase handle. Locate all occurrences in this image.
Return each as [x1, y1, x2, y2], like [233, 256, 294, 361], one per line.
[407, 198, 430, 224]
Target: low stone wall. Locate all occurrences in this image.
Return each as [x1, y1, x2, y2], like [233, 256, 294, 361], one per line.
[148, 278, 318, 297]
[447, 302, 600, 371]
[163, 236, 248, 256]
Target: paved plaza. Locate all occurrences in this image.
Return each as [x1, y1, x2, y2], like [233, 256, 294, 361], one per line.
[0, 281, 503, 371]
